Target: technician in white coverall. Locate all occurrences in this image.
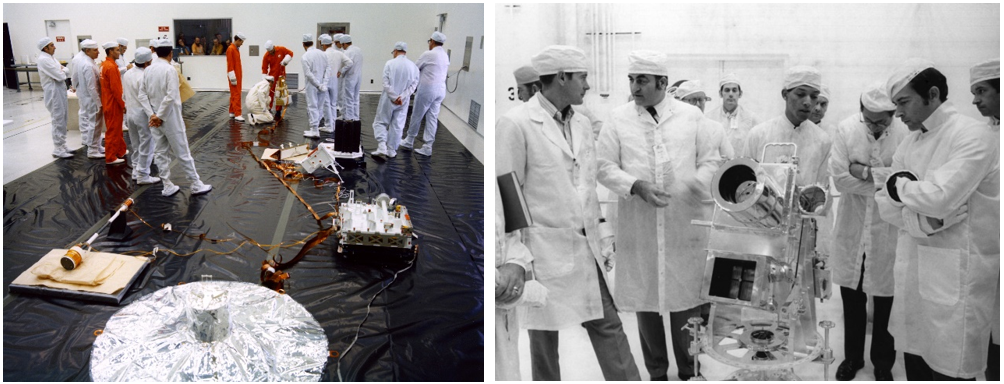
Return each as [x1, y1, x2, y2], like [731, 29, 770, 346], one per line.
[875, 59, 999, 381]
[246, 77, 275, 125]
[402, 31, 449, 156]
[143, 39, 212, 197]
[370, 42, 418, 158]
[596, 51, 721, 381]
[300, 33, 330, 139]
[115, 37, 131, 76]
[71, 39, 104, 159]
[339, 34, 364, 121]
[705, 73, 761, 154]
[674, 80, 735, 160]
[319, 33, 353, 133]
[36, 37, 73, 159]
[122, 47, 164, 185]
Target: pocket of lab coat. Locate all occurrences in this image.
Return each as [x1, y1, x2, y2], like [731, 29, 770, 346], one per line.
[523, 227, 586, 280]
[917, 245, 962, 307]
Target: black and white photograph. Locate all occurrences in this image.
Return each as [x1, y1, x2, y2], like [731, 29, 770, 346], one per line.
[494, 3, 999, 381]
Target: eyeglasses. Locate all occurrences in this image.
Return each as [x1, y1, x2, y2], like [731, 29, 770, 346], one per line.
[859, 115, 891, 130]
[683, 96, 712, 104]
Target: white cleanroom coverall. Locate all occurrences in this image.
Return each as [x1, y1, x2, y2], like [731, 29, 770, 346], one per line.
[702, 117, 734, 160]
[875, 103, 1000, 379]
[372, 55, 419, 151]
[404, 46, 449, 149]
[245, 79, 274, 125]
[741, 115, 832, 187]
[706, 104, 760, 157]
[122, 65, 166, 179]
[37, 50, 70, 155]
[301, 47, 331, 132]
[989, 119, 1000, 346]
[71, 51, 103, 155]
[596, 98, 721, 313]
[141, 58, 203, 185]
[494, 181, 532, 381]
[341, 45, 364, 120]
[322, 47, 353, 125]
[829, 112, 908, 296]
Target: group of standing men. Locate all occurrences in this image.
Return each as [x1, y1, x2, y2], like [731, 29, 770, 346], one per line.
[496, 45, 999, 382]
[37, 36, 212, 197]
[227, 31, 450, 158]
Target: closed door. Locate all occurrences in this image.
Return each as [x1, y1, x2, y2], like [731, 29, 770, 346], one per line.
[45, 20, 72, 61]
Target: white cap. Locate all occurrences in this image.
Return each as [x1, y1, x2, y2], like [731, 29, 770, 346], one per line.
[531, 45, 588, 76]
[339, 34, 352, 44]
[303, 34, 314, 43]
[514, 65, 540, 85]
[116, 37, 128, 47]
[675, 80, 704, 98]
[37, 37, 53, 51]
[394, 41, 407, 52]
[80, 39, 99, 49]
[886, 58, 935, 98]
[970, 58, 1000, 86]
[152, 39, 173, 48]
[102, 41, 118, 50]
[783, 66, 822, 91]
[235, 32, 246, 41]
[264, 40, 274, 51]
[860, 81, 896, 112]
[627, 50, 668, 77]
[333, 33, 344, 42]
[818, 84, 831, 101]
[719, 73, 741, 88]
[319, 34, 332, 45]
[134, 47, 153, 64]
[430, 31, 446, 43]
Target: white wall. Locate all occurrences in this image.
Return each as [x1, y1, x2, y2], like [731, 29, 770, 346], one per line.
[496, 3, 1001, 127]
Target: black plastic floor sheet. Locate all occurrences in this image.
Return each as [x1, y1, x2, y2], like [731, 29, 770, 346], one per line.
[3, 92, 485, 381]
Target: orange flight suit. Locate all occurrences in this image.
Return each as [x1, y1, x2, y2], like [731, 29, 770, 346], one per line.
[261, 46, 293, 109]
[100, 58, 126, 163]
[226, 43, 242, 115]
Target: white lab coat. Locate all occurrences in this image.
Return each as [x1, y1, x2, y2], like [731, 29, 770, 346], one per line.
[341, 45, 364, 120]
[141, 58, 201, 183]
[70, 51, 102, 151]
[115, 56, 128, 76]
[875, 103, 1000, 378]
[37, 51, 69, 151]
[245, 79, 274, 124]
[495, 181, 531, 380]
[706, 104, 761, 157]
[372, 55, 418, 150]
[702, 117, 734, 160]
[496, 94, 607, 330]
[991, 119, 1000, 346]
[829, 113, 908, 296]
[596, 97, 721, 312]
[405, 46, 450, 148]
[301, 47, 331, 130]
[742, 115, 832, 187]
[322, 48, 353, 124]
[122, 66, 161, 178]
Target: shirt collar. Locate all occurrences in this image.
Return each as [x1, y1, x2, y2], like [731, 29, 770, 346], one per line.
[538, 93, 574, 123]
[722, 104, 740, 118]
[919, 102, 956, 135]
[780, 114, 799, 131]
[990, 116, 1000, 127]
[633, 95, 671, 118]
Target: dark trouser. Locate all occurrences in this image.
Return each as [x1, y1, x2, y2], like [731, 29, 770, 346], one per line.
[529, 262, 641, 381]
[840, 253, 895, 371]
[988, 341, 999, 381]
[904, 353, 975, 381]
[636, 304, 710, 380]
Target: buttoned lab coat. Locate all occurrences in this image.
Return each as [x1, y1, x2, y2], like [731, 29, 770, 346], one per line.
[496, 94, 607, 330]
[742, 115, 832, 188]
[829, 113, 908, 296]
[597, 98, 721, 313]
[875, 103, 1000, 379]
[706, 104, 761, 158]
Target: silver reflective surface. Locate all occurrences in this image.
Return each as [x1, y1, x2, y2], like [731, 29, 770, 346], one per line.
[91, 281, 328, 382]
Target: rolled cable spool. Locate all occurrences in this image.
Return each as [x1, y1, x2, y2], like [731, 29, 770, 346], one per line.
[61, 198, 135, 270]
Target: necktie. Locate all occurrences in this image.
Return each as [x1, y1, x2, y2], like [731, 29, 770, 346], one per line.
[646, 106, 659, 123]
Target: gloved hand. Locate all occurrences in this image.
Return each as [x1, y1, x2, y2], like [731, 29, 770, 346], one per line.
[920, 204, 968, 235]
[320, 85, 328, 93]
[631, 179, 671, 208]
[280, 55, 292, 66]
[228, 70, 237, 86]
[871, 167, 894, 187]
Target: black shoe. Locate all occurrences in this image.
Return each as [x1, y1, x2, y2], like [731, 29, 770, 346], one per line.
[650, 374, 668, 381]
[835, 360, 865, 381]
[874, 367, 893, 381]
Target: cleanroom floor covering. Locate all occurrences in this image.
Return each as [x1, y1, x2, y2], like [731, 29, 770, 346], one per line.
[3, 91, 484, 381]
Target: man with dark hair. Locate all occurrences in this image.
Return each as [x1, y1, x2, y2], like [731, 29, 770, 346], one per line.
[969, 58, 999, 382]
[597, 50, 721, 381]
[811, 85, 835, 135]
[99, 41, 127, 165]
[71, 39, 105, 159]
[226, 32, 246, 121]
[829, 82, 907, 381]
[496, 45, 640, 381]
[513, 64, 543, 102]
[706, 73, 761, 154]
[143, 39, 212, 197]
[876, 58, 999, 381]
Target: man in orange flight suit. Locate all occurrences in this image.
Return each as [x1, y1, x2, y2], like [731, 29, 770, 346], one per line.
[99, 41, 127, 164]
[227, 32, 246, 122]
[261, 40, 293, 117]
